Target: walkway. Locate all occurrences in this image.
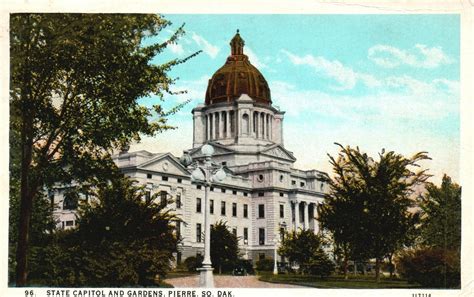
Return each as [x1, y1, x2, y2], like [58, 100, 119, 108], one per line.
[166, 275, 305, 288]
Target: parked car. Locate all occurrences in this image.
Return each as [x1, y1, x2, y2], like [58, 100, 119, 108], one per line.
[232, 266, 248, 276]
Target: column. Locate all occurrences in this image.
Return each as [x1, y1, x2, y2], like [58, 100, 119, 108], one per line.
[209, 114, 214, 140]
[226, 111, 231, 138]
[261, 113, 265, 140]
[255, 112, 260, 138]
[206, 115, 210, 141]
[270, 115, 273, 140]
[294, 201, 300, 231]
[214, 112, 219, 139]
[314, 202, 320, 234]
[219, 111, 224, 139]
[304, 202, 309, 230]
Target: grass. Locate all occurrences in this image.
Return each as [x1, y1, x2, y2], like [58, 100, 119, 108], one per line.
[258, 272, 422, 289]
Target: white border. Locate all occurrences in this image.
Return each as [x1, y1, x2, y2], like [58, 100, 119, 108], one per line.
[1, 1, 472, 297]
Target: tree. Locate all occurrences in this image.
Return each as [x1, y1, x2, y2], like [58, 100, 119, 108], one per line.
[319, 143, 430, 282]
[418, 174, 461, 251]
[210, 221, 239, 274]
[10, 13, 199, 285]
[278, 229, 334, 277]
[30, 177, 180, 286]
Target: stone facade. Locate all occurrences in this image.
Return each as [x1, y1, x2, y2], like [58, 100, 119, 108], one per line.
[50, 31, 329, 264]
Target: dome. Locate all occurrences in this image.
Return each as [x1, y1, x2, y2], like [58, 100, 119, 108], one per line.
[205, 30, 272, 106]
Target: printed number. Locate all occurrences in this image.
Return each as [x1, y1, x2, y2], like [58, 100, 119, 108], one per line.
[25, 290, 34, 297]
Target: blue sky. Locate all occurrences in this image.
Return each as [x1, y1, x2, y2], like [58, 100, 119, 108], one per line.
[133, 14, 460, 184]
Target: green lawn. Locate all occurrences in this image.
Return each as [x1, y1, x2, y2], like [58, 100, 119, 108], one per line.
[258, 273, 421, 289]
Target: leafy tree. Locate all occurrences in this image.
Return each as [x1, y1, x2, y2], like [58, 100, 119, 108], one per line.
[10, 13, 198, 285]
[210, 221, 239, 274]
[319, 143, 430, 282]
[30, 177, 180, 286]
[418, 175, 461, 251]
[278, 229, 334, 277]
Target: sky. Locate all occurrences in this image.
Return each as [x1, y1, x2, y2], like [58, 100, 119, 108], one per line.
[132, 14, 460, 185]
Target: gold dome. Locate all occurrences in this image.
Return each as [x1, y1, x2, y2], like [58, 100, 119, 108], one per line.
[205, 30, 272, 106]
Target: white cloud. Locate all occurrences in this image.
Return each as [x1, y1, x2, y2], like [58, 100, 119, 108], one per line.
[168, 43, 185, 55]
[270, 74, 459, 121]
[368, 44, 454, 69]
[282, 50, 381, 90]
[191, 33, 220, 59]
[166, 75, 209, 104]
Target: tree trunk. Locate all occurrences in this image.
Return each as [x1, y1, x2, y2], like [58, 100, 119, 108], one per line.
[353, 260, 357, 276]
[375, 258, 381, 283]
[343, 256, 348, 280]
[15, 115, 35, 286]
[362, 261, 366, 275]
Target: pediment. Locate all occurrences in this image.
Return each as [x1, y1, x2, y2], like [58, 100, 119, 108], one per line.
[188, 142, 235, 158]
[260, 144, 296, 162]
[138, 153, 189, 176]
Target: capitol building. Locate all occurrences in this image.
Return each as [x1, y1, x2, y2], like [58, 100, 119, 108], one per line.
[53, 31, 329, 263]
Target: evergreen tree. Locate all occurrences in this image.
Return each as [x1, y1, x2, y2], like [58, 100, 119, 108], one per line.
[210, 221, 239, 274]
[419, 174, 461, 250]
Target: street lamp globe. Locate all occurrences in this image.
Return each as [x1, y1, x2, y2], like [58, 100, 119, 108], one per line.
[213, 168, 226, 182]
[201, 144, 214, 157]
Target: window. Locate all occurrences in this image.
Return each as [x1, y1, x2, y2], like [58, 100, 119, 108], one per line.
[196, 198, 202, 213]
[160, 191, 167, 207]
[259, 228, 265, 245]
[300, 182, 305, 187]
[210, 199, 214, 214]
[162, 176, 168, 181]
[222, 162, 227, 166]
[257, 174, 264, 182]
[232, 190, 237, 195]
[176, 194, 181, 209]
[197, 185, 202, 190]
[221, 188, 226, 193]
[145, 191, 151, 203]
[243, 204, 248, 218]
[279, 192, 284, 197]
[258, 192, 264, 197]
[176, 222, 181, 239]
[147, 173, 152, 179]
[258, 204, 265, 218]
[196, 224, 202, 243]
[63, 192, 78, 210]
[210, 187, 214, 192]
[291, 180, 296, 185]
[232, 228, 237, 237]
[232, 203, 237, 217]
[279, 175, 284, 182]
[280, 227, 285, 241]
[280, 204, 284, 218]
[243, 192, 248, 197]
[320, 183, 324, 191]
[243, 228, 248, 244]
[66, 220, 74, 227]
[221, 201, 226, 216]
[177, 178, 182, 184]
[48, 190, 55, 209]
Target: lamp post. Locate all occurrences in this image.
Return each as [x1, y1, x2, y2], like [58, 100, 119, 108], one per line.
[187, 144, 226, 288]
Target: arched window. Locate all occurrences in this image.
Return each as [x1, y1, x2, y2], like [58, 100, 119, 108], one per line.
[242, 113, 249, 135]
[63, 192, 78, 210]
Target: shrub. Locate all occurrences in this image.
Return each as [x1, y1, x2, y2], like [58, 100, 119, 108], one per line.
[234, 259, 255, 275]
[396, 248, 460, 288]
[184, 255, 203, 272]
[256, 258, 274, 272]
[303, 251, 335, 278]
